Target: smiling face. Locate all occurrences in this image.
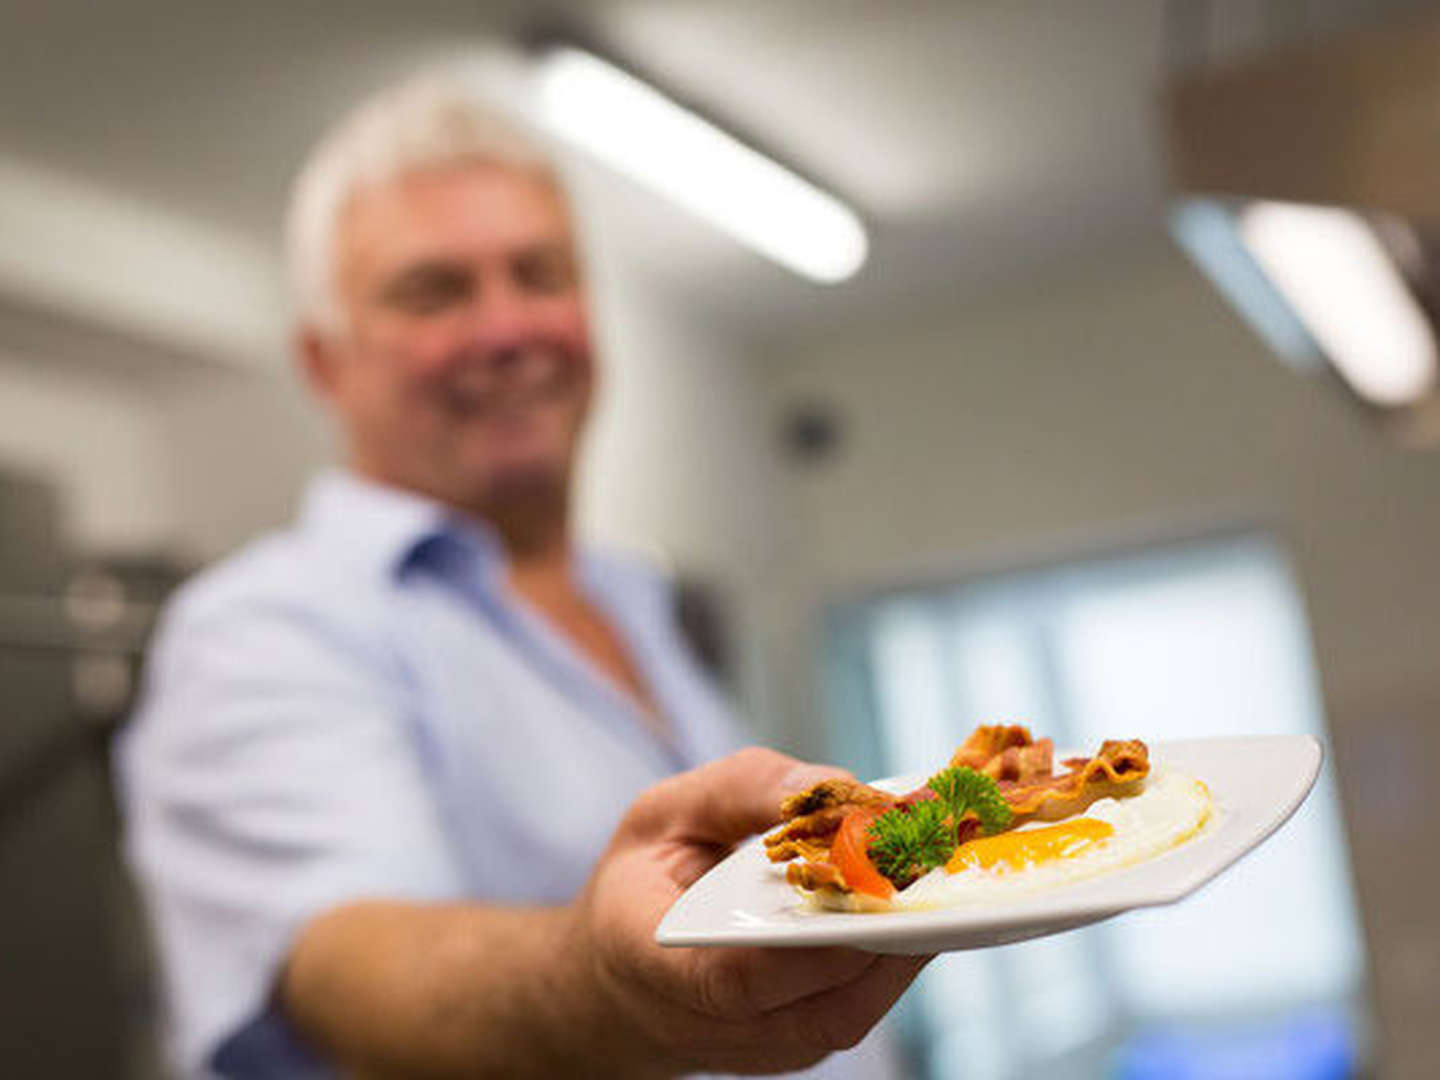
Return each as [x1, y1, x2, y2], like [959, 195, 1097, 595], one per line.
[303, 160, 594, 520]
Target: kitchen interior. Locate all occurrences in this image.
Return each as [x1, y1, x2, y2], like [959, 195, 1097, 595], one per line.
[2, 1, 1439, 1077]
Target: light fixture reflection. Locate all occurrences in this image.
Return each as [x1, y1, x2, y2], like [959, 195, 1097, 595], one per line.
[534, 47, 867, 284]
[1240, 201, 1437, 407]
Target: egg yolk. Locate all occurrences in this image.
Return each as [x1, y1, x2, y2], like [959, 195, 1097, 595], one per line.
[945, 818, 1115, 874]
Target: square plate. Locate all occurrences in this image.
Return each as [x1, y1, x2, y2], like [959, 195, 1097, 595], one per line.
[656, 735, 1322, 954]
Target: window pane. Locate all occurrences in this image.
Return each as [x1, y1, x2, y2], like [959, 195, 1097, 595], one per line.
[826, 532, 1369, 1080]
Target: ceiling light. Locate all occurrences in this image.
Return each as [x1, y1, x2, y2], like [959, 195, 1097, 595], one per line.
[1169, 199, 1322, 371]
[1240, 201, 1437, 407]
[533, 46, 867, 283]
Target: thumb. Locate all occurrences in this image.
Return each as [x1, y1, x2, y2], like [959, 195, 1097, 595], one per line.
[625, 747, 851, 847]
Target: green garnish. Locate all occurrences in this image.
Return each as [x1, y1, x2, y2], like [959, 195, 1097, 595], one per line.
[866, 799, 953, 886]
[927, 766, 1014, 835]
[865, 766, 1014, 888]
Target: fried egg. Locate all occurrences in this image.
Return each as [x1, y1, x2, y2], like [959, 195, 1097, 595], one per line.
[896, 769, 1212, 910]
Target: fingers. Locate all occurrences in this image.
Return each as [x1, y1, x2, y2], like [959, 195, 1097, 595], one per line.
[661, 951, 934, 1076]
[682, 946, 879, 1019]
[779, 952, 933, 1053]
[625, 747, 851, 848]
[657, 941, 927, 1032]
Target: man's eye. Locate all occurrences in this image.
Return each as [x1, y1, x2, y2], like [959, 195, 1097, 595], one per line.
[513, 249, 576, 295]
[383, 271, 472, 314]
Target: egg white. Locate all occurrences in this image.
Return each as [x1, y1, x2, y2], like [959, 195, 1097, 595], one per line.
[895, 769, 1213, 911]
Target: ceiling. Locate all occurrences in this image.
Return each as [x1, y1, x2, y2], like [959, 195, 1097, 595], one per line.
[0, 0, 1430, 342]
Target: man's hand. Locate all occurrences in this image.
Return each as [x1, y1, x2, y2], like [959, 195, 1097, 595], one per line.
[566, 747, 932, 1077]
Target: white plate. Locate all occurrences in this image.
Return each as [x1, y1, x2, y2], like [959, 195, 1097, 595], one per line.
[657, 735, 1322, 954]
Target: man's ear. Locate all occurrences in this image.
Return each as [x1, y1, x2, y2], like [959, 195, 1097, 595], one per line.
[298, 327, 339, 401]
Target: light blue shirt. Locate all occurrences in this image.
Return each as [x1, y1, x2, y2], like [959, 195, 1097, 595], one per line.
[118, 470, 895, 1079]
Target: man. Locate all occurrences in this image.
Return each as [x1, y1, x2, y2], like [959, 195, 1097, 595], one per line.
[118, 75, 917, 1077]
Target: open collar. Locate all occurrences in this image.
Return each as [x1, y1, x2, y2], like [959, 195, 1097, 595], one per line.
[297, 469, 507, 584]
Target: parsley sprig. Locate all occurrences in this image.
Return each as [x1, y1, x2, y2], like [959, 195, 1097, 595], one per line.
[866, 799, 952, 885]
[865, 766, 1014, 888]
[928, 765, 1014, 835]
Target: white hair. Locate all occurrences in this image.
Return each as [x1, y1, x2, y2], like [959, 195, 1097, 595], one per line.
[285, 71, 557, 334]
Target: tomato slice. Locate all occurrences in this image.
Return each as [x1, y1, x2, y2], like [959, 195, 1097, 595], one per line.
[831, 809, 895, 899]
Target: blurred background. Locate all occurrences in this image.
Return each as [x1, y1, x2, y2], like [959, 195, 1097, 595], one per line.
[2, 0, 1438, 1077]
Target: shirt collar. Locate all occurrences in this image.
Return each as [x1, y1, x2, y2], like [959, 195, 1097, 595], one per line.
[297, 468, 507, 582]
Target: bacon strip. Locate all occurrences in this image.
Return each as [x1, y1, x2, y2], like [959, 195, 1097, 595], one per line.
[763, 778, 897, 863]
[950, 724, 1054, 781]
[1000, 739, 1149, 822]
[785, 859, 847, 892]
[778, 777, 898, 818]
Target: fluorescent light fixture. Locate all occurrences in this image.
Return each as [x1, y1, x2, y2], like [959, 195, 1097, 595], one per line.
[1240, 201, 1437, 407]
[1169, 199, 1322, 371]
[533, 46, 867, 283]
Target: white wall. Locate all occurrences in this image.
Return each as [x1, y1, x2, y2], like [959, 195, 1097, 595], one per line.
[0, 148, 295, 564]
[0, 156, 286, 373]
[760, 240, 1440, 1078]
[576, 252, 789, 733]
[155, 366, 336, 563]
[580, 280, 779, 582]
[0, 352, 174, 559]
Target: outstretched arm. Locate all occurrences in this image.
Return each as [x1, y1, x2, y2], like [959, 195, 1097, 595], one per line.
[280, 748, 931, 1078]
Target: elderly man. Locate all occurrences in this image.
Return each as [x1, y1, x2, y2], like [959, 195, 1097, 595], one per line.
[118, 76, 916, 1077]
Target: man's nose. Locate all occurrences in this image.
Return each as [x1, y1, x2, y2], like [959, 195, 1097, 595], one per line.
[459, 278, 541, 354]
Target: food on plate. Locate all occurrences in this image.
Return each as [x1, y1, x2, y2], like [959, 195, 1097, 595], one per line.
[764, 725, 1212, 912]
